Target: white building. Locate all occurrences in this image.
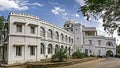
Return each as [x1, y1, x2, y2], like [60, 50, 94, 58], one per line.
[0, 12, 116, 64]
[64, 19, 116, 57]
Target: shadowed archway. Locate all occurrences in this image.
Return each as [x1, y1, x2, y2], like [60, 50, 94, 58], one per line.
[106, 50, 113, 57]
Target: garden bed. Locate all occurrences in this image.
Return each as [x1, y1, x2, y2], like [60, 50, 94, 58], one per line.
[26, 57, 97, 68]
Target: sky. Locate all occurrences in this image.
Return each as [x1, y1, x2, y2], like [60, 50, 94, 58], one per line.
[0, 0, 120, 44]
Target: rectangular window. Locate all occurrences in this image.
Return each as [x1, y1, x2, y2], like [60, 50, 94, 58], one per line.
[30, 46, 35, 55]
[85, 49, 88, 55]
[16, 25, 22, 32]
[0, 36, 1, 44]
[30, 26, 35, 34]
[98, 50, 101, 55]
[16, 46, 22, 56]
[98, 40, 101, 45]
[89, 40, 92, 44]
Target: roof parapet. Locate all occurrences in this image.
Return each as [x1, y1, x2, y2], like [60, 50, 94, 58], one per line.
[9, 12, 39, 20]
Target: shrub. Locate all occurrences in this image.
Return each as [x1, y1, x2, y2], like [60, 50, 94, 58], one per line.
[97, 55, 103, 58]
[51, 49, 67, 62]
[83, 53, 88, 57]
[72, 50, 85, 59]
[89, 55, 95, 57]
[114, 54, 120, 58]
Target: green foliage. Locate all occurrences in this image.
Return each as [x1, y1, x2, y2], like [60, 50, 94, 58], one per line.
[89, 55, 95, 57]
[80, 0, 120, 35]
[72, 50, 85, 59]
[51, 49, 67, 62]
[116, 45, 120, 54]
[97, 55, 103, 58]
[0, 16, 5, 29]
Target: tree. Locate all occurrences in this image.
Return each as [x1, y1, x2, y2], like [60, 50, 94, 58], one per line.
[51, 49, 67, 62]
[0, 16, 5, 30]
[80, 0, 120, 36]
[117, 45, 120, 54]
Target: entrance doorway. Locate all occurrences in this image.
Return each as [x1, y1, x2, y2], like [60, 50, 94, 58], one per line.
[106, 50, 113, 57]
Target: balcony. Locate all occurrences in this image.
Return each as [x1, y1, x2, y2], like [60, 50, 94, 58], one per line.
[82, 27, 96, 31]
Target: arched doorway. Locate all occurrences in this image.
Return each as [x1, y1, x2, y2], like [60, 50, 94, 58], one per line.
[106, 50, 113, 57]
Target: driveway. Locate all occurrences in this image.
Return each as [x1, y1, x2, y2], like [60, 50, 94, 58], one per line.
[53, 58, 120, 68]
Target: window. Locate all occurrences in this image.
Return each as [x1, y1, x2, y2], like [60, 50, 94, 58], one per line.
[106, 41, 113, 46]
[68, 47, 71, 55]
[65, 35, 67, 42]
[65, 46, 67, 51]
[40, 27, 45, 37]
[98, 40, 101, 45]
[41, 43, 45, 54]
[89, 50, 92, 53]
[67, 25, 69, 27]
[55, 45, 59, 53]
[16, 25, 22, 32]
[30, 26, 35, 34]
[61, 45, 64, 50]
[55, 31, 59, 40]
[69, 37, 70, 43]
[16, 46, 22, 56]
[0, 36, 1, 44]
[61, 33, 64, 41]
[0, 47, 2, 56]
[47, 29, 52, 39]
[98, 50, 101, 55]
[30, 46, 35, 55]
[85, 49, 88, 55]
[48, 44, 52, 54]
[71, 38, 73, 44]
[89, 40, 92, 44]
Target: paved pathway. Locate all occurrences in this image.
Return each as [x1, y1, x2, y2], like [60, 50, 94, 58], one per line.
[54, 58, 120, 68]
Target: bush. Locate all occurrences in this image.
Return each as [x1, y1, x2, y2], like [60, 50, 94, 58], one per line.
[72, 50, 85, 59]
[89, 55, 95, 57]
[84, 53, 88, 57]
[114, 54, 120, 58]
[51, 49, 67, 62]
[97, 55, 103, 58]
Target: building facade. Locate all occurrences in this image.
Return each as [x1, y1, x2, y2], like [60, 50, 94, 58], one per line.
[64, 19, 116, 57]
[0, 12, 116, 64]
[2, 12, 74, 64]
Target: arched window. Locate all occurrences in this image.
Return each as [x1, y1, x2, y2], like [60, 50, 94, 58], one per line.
[69, 37, 70, 43]
[47, 29, 52, 39]
[71, 38, 73, 44]
[68, 47, 71, 55]
[48, 44, 52, 54]
[55, 45, 59, 53]
[65, 35, 67, 42]
[55, 31, 59, 40]
[65, 46, 67, 51]
[106, 41, 113, 46]
[61, 33, 64, 41]
[61, 45, 64, 51]
[41, 43, 45, 54]
[40, 27, 45, 37]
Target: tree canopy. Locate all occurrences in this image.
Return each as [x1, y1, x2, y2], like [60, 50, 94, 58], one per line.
[117, 45, 120, 54]
[0, 16, 5, 30]
[80, 0, 120, 36]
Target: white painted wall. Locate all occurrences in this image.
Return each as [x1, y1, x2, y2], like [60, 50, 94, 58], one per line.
[6, 12, 73, 64]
